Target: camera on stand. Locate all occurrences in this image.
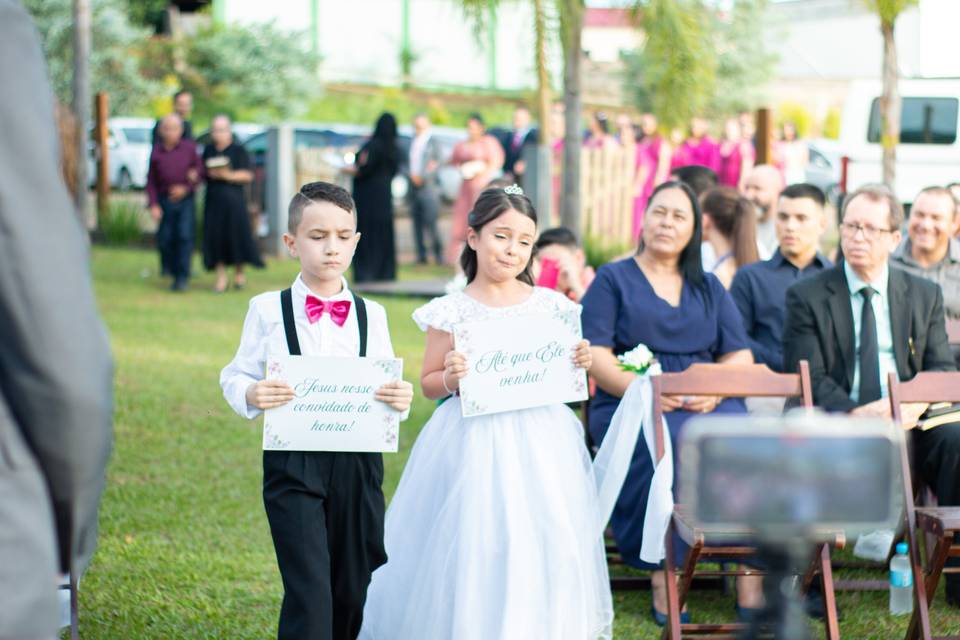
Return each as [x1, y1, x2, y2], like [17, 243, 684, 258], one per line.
[680, 412, 903, 640]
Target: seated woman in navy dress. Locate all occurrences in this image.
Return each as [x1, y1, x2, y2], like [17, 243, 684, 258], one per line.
[581, 180, 759, 624]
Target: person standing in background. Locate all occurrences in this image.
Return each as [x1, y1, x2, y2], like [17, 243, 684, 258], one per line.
[151, 89, 193, 145]
[0, 3, 113, 637]
[718, 117, 754, 191]
[202, 114, 263, 293]
[146, 114, 203, 292]
[681, 117, 721, 175]
[742, 164, 784, 260]
[347, 113, 401, 283]
[448, 113, 504, 265]
[584, 112, 614, 150]
[503, 105, 536, 183]
[407, 113, 445, 265]
[779, 121, 808, 185]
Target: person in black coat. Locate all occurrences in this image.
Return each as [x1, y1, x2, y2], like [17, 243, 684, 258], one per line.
[202, 114, 263, 292]
[347, 113, 400, 283]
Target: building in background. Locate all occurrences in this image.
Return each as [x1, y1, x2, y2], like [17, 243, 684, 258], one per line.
[766, 0, 960, 130]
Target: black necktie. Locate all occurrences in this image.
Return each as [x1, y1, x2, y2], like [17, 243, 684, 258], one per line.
[858, 286, 881, 404]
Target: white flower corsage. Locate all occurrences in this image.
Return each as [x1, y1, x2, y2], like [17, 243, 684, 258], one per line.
[617, 344, 662, 376]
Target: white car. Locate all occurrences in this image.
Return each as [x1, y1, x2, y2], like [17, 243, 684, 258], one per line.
[839, 79, 960, 203]
[87, 117, 156, 190]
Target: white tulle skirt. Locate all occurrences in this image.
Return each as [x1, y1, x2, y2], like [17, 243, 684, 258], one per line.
[359, 398, 614, 640]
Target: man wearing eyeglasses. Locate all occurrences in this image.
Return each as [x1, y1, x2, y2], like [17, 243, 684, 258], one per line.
[783, 184, 960, 600]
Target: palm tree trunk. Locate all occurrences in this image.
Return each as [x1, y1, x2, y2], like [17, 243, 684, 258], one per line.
[879, 19, 899, 189]
[559, 0, 582, 236]
[534, 0, 551, 146]
[532, 0, 554, 227]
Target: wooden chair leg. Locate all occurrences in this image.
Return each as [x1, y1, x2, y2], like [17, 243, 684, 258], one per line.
[663, 519, 683, 640]
[905, 523, 933, 640]
[906, 533, 952, 640]
[817, 544, 841, 640]
[677, 539, 702, 613]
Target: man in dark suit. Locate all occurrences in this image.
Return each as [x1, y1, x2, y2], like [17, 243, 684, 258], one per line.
[783, 183, 960, 602]
[502, 105, 537, 183]
[0, 1, 114, 637]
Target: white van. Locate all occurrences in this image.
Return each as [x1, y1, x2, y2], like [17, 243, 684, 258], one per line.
[839, 78, 960, 203]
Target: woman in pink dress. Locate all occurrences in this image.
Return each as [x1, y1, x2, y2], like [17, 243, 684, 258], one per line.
[679, 116, 721, 174]
[668, 127, 692, 172]
[632, 114, 663, 239]
[448, 113, 505, 265]
[616, 114, 646, 240]
[718, 118, 754, 191]
[584, 112, 614, 150]
[550, 103, 565, 225]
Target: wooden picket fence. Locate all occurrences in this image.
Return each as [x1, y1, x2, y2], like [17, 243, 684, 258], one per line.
[296, 144, 637, 252]
[580, 144, 636, 245]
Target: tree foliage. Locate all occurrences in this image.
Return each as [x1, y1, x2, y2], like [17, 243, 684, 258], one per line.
[169, 21, 317, 122]
[863, 0, 918, 26]
[22, 0, 165, 114]
[623, 0, 715, 130]
[624, 0, 777, 128]
[712, 0, 778, 115]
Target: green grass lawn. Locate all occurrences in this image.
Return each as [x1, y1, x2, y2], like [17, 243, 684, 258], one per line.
[79, 247, 960, 638]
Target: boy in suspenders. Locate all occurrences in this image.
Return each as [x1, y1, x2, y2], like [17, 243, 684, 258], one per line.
[220, 182, 413, 640]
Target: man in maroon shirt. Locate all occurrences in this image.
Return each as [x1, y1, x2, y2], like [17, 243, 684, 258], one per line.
[146, 114, 202, 291]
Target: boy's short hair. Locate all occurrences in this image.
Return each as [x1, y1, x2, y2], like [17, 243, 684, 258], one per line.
[288, 181, 355, 234]
[535, 227, 579, 251]
[780, 183, 826, 208]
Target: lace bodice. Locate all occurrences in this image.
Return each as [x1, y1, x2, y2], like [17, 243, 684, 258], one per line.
[412, 287, 579, 334]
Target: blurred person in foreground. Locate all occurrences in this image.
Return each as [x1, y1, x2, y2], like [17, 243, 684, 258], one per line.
[0, 1, 113, 637]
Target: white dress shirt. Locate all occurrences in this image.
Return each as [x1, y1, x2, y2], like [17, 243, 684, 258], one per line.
[220, 275, 400, 419]
[844, 262, 897, 404]
[409, 132, 430, 177]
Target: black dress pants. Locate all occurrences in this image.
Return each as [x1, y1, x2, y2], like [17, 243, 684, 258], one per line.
[914, 423, 960, 599]
[263, 451, 387, 640]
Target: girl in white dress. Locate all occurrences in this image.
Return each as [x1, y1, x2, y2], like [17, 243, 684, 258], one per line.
[359, 187, 614, 639]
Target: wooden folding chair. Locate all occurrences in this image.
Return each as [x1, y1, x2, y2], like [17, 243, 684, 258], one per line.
[887, 371, 960, 640]
[656, 361, 845, 640]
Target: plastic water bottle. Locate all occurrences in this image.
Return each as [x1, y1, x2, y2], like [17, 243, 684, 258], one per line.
[889, 542, 913, 615]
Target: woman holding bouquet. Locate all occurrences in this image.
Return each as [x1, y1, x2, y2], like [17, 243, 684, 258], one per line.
[202, 114, 263, 292]
[447, 113, 504, 265]
[580, 180, 758, 625]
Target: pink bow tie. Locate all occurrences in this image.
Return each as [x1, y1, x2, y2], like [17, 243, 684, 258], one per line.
[305, 295, 351, 326]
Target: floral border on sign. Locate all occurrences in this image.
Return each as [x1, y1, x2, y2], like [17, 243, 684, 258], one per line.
[263, 422, 291, 450]
[266, 359, 285, 381]
[374, 359, 401, 379]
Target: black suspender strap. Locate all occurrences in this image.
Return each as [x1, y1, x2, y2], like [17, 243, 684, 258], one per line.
[279, 288, 302, 356]
[353, 291, 368, 357]
[281, 287, 367, 357]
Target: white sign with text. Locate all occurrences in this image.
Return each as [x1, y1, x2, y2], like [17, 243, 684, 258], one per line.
[453, 311, 588, 417]
[263, 356, 402, 452]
